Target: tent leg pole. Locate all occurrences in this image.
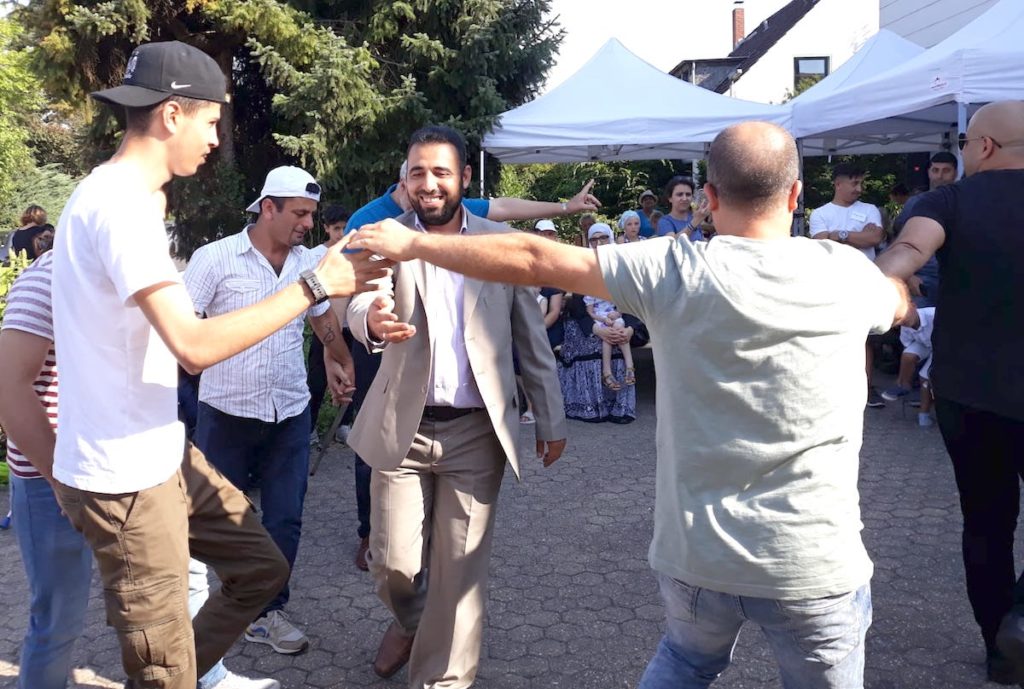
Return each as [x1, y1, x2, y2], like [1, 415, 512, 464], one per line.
[480, 150, 486, 197]
[957, 102, 969, 179]
[795, 139, 805, 237]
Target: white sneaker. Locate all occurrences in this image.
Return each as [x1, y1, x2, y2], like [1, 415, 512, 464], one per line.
[245, 609, 310, 655]
[208, 671, 281, 689]
[335, 423, 351, 444]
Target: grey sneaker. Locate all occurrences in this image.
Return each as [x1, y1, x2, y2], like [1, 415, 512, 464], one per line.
[245, 610, 310, 655]
[208, 671, 281, 689]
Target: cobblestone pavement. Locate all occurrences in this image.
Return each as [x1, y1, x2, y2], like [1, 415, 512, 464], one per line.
[0, 358, 1015, 688]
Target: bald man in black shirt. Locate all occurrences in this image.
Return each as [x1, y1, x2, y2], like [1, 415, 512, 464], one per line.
[877, 100, 1024, 685]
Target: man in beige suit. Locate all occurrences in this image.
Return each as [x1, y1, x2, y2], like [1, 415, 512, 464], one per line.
[345, 125, 567, 689]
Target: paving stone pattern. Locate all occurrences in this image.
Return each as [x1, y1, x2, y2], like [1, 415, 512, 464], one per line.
[0, 363, 1017, 688]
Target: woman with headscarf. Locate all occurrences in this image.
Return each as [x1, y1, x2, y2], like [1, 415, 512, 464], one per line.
[616, 210, 644, 244]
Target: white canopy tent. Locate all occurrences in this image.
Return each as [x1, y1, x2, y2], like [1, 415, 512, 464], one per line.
[482, 39, 789, 164]
[791, 0, 1024, 155]
[790, 30, 926, 155]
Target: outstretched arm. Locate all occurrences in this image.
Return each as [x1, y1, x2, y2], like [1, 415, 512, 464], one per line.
[349, 219, 611, 301]
[875, 216, 945, 281]
[487, 179, 601, 222]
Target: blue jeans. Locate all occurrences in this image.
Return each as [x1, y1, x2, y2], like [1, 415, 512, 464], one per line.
[11, 475, 93, 689]
[639, 573, 871, 689]
[194, 402, 310, 614]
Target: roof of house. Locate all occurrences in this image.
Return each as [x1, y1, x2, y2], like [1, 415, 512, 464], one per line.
[670, 0, 822, 93]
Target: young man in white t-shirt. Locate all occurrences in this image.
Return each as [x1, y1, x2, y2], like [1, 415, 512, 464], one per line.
[346, 121, 914, 689]
[810, 163, 888, 408]
[37, 41, 385, 689]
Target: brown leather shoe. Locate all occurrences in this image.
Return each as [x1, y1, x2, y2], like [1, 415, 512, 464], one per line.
[373, 621, 414, 678]
[355, 536, 370, 571]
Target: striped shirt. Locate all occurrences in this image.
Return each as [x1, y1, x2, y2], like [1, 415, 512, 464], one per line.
[3, 251, 57, 480]
[183, 226, 331, 422]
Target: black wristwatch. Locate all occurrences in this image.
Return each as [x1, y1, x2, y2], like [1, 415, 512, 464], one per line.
[299, 269, 328, 304]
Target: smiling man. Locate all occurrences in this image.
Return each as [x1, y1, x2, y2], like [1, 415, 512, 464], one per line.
[182, 166, 357, 656]
[346, 125, 566, 688]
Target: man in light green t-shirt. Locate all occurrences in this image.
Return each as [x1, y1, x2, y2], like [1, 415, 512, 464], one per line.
[345, 121, 913, 689]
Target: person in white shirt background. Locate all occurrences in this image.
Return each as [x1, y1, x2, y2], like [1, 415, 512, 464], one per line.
[810, 162, 888, 409]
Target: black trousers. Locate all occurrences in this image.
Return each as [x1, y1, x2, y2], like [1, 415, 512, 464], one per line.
[936, 397, 1024, 651]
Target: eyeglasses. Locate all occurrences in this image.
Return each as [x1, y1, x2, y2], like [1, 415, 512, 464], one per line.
[958, 133, 1001, 151]
[588, 235, 611, 245]
[957, 133, 1024, 151]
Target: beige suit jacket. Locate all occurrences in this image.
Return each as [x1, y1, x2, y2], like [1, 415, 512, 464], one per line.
[346, 210, 566, 477]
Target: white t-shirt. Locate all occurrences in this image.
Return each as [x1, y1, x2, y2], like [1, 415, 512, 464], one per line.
[809, 200, 883, 260]
[598, 235, 898, 600]
[52, 162, 185, 493]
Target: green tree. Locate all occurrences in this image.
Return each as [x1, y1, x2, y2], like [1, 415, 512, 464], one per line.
[0, 17, 45, 218]
[15, 0, 562, 255]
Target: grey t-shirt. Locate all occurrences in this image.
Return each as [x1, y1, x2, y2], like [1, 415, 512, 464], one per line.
[598, 235, 898, 599]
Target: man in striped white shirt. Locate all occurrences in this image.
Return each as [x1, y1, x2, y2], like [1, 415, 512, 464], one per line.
[0, 251, 92, 689]
[183, 166, 352, 655]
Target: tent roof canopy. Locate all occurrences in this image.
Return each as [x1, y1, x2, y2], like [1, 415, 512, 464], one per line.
[791, 0, 1024, 153]
[482, 39, 788, 163]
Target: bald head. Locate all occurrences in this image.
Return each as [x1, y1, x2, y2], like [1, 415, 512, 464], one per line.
[707, 122, 800, 215]
[963, 101, 1024, 174]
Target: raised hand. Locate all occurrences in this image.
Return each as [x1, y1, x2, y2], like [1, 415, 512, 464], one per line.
[567, 179, 602, 213]
[316, 233, 395, 297]
[348, 219, 420, 262]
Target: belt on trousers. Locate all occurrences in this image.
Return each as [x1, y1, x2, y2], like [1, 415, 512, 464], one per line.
[421, 406, 483, 422]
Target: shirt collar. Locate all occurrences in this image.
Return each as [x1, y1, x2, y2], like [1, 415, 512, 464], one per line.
[235, 224, 307, 260]
[412, 205, 468, 235]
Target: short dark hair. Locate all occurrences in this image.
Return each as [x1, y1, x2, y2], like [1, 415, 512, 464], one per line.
[832, 162, 865, 180]
[260, 196, 288, 214]
[930, 151, 958, 167]
[890, 182, 910, 196]
[323, 204, 350, 227]
[664, 176, 695, 199]
[407, 125, 468, 170]
[124, 96, 210, 134]
[707, 123, 799, 214]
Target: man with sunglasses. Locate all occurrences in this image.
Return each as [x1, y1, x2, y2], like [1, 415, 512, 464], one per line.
[877, 100, 1024, 685]
[182, 166, 356, 656]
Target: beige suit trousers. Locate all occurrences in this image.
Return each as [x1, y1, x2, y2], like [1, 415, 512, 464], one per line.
[369, 410, 506, 689]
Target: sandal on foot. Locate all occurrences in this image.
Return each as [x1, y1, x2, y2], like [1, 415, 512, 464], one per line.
[602, 373, 621, 391]
[624, 368, 636, 386]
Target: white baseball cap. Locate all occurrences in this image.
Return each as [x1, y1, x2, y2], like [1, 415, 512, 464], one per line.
[534, 219, 556, 232]
[246, 166, 322, 213]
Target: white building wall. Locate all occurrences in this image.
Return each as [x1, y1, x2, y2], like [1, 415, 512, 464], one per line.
[730, 0, 878, 104]
[881, 0, 999, 47]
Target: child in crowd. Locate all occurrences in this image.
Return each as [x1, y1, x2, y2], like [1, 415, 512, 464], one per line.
[882, 306, 936, 427]
[584, 293, 635, 391]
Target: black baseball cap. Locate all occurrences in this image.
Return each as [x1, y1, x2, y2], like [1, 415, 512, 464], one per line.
[91, 41, 230, 108]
